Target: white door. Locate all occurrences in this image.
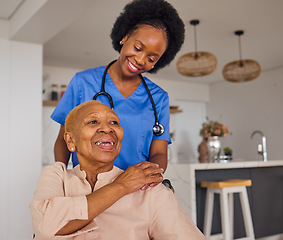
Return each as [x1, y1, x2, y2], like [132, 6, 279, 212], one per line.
[170, 100, 206, 163]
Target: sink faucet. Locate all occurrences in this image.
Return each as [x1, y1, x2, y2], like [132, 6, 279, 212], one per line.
[250, 130, 267, 162]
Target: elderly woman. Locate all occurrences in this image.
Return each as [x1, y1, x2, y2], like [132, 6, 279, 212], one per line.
[30, 100, 205, 240]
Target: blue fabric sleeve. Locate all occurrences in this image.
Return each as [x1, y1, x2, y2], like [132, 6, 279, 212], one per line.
[152, 92, 171, 144]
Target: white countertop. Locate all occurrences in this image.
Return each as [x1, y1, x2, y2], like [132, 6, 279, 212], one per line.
[170, 159, 283, 170]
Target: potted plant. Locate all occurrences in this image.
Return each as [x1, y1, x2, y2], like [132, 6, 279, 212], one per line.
[223, 147, 233, 160]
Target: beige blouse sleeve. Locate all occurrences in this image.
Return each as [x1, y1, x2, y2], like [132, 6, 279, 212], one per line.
[29, 163, 93, 239]
[148, 185, 206, 240]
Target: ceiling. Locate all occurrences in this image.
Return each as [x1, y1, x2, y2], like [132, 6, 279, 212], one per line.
[3, 0, 283, 84]
[0, 0, 23, 19]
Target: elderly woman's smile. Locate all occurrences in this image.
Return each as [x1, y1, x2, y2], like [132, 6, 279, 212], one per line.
[95, 138, 115, 148]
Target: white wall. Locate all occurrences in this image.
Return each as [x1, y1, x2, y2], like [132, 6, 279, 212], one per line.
[0, 20, 10, 240]
[151, 76, 210, 104]
[0, 22, 42, 239]
[208, 67, 283, 161]
[172, 100, 206, 162]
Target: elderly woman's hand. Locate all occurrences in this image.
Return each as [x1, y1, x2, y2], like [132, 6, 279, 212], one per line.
[113, 161, 164, 195]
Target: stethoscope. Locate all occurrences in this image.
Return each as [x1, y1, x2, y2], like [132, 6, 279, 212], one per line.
[93, 60, 164, 136]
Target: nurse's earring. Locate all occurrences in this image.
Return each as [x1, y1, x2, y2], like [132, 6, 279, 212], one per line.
[120, 35, 128, 45]
[71, 147, 75, 152]
[152, 65, 154, 69]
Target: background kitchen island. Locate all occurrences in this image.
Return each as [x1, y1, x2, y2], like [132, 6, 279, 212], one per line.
[164, 160, 283, 239]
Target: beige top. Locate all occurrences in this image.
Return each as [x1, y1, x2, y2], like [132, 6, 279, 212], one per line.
[30, 162, 205, 240]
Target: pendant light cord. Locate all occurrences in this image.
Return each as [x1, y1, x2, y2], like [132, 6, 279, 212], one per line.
[238, 35, 243, 66]
[235, 30, 244, 67]
[194, 24, 198, 58]
[190, 19, 200, 60]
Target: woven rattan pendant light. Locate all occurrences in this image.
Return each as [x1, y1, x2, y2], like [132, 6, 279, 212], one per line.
[222, 30, 261, 82]
[177, 19, 217, 77]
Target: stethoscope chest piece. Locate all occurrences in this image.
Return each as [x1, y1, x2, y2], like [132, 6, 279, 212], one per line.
[153, 123, 164, 136]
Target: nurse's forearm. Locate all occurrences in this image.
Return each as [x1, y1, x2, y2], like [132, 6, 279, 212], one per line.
[149, 140, 168, 172]
[149, 153, 167, 172]
[54, 125, 70, 165]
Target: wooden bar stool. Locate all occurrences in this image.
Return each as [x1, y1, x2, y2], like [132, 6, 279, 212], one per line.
[201, 179, 255, 240]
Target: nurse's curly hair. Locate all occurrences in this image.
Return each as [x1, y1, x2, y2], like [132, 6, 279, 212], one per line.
[110, 0, 185, 73]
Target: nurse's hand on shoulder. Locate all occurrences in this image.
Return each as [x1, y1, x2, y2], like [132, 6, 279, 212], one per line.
[114, 161, 164, 194]
[140, 174, 163, 190]
[143, 174, 163, 190]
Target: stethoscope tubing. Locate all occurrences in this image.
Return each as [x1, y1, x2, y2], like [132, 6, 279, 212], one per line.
[93, 60, 116, 109]
[93, 60, 164, 136]
[140, 74, 159, 126]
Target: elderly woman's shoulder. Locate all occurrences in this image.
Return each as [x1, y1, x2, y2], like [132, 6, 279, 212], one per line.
[42, 162, 83, 179]
[42, 162, 69, 177]
[43, 162, 66, 170]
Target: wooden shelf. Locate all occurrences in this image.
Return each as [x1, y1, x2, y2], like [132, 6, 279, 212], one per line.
[43, 100, 59, 106]
[170, 109, 183, 114]
[170, 106, 183, 114]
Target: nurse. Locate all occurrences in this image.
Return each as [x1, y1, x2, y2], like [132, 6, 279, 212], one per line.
[51, 0, 185, 183]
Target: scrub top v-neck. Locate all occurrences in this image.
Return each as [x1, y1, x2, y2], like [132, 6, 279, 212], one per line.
[51, 66, 171, 170]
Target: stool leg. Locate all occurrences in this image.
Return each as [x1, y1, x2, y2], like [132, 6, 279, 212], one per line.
[228, 192, 234, 239]
[239, 188, 255, 240]
[204, 189, 214, 239]
[220, 189, 231, 240]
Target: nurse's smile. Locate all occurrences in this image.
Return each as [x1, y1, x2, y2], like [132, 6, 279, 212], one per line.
[127, 59, 140, 73]
[119, 25, 167, 77]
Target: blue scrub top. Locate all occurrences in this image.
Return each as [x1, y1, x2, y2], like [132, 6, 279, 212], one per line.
[51, 66, 171, 170]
